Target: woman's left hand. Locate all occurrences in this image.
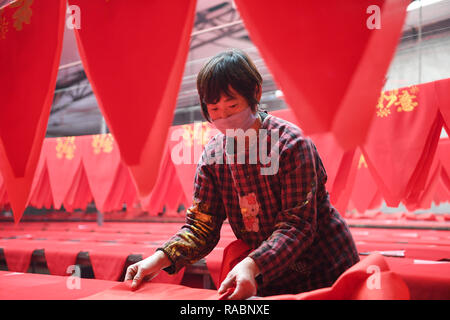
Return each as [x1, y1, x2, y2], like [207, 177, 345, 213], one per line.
[218, 257, 260, 300]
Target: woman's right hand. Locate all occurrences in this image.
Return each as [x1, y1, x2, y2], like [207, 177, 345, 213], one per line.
[124, 250, 171, 290]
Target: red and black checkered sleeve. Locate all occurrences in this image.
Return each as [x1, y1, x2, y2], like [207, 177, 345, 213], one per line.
[248, 136, 319, 283]
[158, 153, 226, 274]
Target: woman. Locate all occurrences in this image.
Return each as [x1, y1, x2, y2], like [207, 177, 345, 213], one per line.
[125, 49, 359, 300]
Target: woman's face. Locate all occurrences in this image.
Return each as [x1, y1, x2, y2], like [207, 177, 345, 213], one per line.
[206, 86, 251, 121]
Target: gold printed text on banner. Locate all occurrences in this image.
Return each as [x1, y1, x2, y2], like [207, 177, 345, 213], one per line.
[56, 137, 76, 160]
[92, 133, 114, 154]
[376, 85, 419, 118]
[376, 90, 397, 118]
[396, 85, 419, 113]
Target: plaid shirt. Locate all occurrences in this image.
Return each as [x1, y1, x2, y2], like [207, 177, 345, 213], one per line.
[159, 111, 359, 296]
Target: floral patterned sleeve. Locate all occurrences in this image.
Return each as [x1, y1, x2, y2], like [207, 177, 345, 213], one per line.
[157, 153, 226, 274]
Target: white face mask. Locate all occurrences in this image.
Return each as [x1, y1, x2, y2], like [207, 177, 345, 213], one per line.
[211, 107, 257, 135]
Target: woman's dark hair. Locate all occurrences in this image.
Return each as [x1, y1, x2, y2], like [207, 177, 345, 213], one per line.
[196, 48, 263, 122]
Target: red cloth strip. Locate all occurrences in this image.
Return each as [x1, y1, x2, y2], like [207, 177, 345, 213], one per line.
[0, 271, 117, 300]
[83, 280, 220, 300]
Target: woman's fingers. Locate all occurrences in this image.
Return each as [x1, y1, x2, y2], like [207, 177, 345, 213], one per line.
[227, 278, 256, 300]
[131, 268, 144, 290]
[124, 253, 169, 291]
[124, 264, 137, 281]
[218, 273, 235, 294]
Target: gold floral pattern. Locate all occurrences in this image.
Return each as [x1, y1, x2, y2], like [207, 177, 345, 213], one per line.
[56, 137, 76, 160]
[0, 0, 33, 40]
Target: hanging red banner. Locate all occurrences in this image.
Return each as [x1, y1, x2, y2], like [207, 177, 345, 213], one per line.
[0, 0, 66, 223]
[361, 81, 443, 207]
[67, 0, 197, 198]
[234, 0, 409, 150]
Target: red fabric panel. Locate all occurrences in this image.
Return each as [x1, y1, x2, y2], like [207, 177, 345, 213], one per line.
[0, 239, 42, 272]
[259, 254, 410, 300]
[141, 144, 173, 216]
[0, 172, 7, 208]
[435, 78, 450, 132]
[437, 138, 450, 179]
[361, 81, 443, 206]
[350, 228, 450, 246]
[119, 167, 139, 214]
[384, 257, 450, 300]
[83, 280, 220, 300]
[204, 230, 237, 289]
[218, 240, 252, 288]
[330, 149, 360, 214]
[349, 155, 381, 213]
[309, 134, 346, 191]
[403, 114, 444, 207]
[0, 0, 66, 223]
[80, 134, 121, 213]
[168, 121, 217, 204]
[88, 244, 184, 283]
[102, 162, 137, 213]
[68, 0, 197, 198]
[44, 244, 80, 277]
[0, 237, 185, 283]
[0, 271, 117, 300]
[205, 248, 224, 290]
[165, 164, 186, 215]
[89, 247, 134, 281]
[63, 162, 93, 212]
[234, 0, 409, 150]
[27, 153, 52, 209]
[434, 170, 450, 205]
[355, 241, 450, 261]
[413, 163, 442, 211]
[44, 137, 83, 210]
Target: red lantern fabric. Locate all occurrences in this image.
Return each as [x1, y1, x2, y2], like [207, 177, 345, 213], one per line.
[67, 0, 197, 198]
[234, 0, 409, 150]
[0, 0, 66, 223]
